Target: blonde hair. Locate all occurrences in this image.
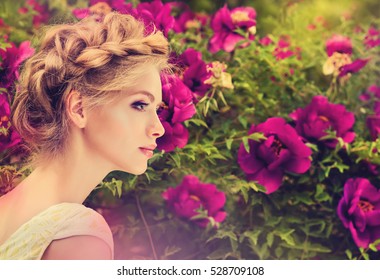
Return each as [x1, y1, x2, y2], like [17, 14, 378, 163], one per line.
[12, 12, 170, 161]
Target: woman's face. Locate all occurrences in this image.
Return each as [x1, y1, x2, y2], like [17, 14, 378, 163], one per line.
[82, 66, 165, 175]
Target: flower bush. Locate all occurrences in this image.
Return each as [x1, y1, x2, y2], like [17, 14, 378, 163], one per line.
[1, 0, 380, 260]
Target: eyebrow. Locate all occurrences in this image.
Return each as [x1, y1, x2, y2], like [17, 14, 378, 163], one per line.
[133, 91, 162, 104]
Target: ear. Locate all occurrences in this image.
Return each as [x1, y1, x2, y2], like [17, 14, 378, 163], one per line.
[66, 90, 87, 128]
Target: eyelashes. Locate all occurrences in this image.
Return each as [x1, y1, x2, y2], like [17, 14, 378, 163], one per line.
[131, 101, 164, 113]
[131, 101, 149, 111]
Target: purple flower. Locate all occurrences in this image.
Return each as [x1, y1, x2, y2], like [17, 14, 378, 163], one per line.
[171, 2, 208, 33]
[178, 48, 211, 101]
[259, 35, 273, 46]
[136, 0, 174, 36]
[18, 0, 50, 28]
[162, 175, 227, 228]
[338, 58, 369, 77]
[366, 115, 380, 140]
[0, 41, 34, 94]
[290, 96, 355, 148]
[325, 34, 353, 57]
[237, 117, 312, 194]
[368, 85, 380, 99]
[73, 0, 134, 19]
[209, 5, 256, 53]
[0, 94, 21, 152]
[337, 178, 380, 249]
[364, 27, 380, 49]
[157, 75, 196, 152]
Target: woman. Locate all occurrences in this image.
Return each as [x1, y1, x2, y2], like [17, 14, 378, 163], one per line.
[0, 12, 169, 259]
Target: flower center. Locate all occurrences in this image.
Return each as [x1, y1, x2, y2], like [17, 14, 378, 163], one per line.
[190, 195, 200, 202]
[231, 11, 250, 24]
[319, 115, 329, 122]
[185, 20, 201, 30]
[358, 200, 374, 212]
[270, 135, 284, 156]
[323, 52, 352, 76]
[0, 115, 9, 127]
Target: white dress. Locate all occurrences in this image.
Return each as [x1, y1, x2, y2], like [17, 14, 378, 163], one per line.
[0, 203, 114, 259]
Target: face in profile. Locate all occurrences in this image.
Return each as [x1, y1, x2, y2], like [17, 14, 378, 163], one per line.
[82, 66, 165, 175]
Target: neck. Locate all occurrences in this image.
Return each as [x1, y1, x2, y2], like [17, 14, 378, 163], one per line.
[19, 142, 113, 205]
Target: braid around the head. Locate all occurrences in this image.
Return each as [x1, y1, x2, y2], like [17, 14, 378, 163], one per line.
[12, 12, 170, 160]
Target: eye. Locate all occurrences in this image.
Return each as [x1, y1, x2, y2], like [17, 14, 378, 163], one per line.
[132, 101, 149, 111]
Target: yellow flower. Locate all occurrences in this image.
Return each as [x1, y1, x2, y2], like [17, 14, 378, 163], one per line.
[204, 61, 234, 89]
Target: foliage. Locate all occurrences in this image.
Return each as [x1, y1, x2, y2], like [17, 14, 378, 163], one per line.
[1, 0, 380, 260]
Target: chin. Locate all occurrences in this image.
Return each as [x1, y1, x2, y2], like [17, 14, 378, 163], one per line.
[124, 164, 148, 175]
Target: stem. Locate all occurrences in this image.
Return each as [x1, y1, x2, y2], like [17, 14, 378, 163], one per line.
[136, 193, 158, 260]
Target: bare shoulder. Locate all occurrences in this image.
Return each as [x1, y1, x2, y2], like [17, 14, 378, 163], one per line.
[42, 235, 113, 260]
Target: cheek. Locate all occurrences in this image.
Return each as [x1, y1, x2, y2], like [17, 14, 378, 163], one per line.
[88, 109, 144, 147]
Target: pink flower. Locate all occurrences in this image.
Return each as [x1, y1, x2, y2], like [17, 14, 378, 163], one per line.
[237, 117, 312, 194]
[290, 96, 355, 148]
[209, 5, 256, 53]
[136, 0, 174, 36]
[178, 48, 211, 101]
[338, 58, 369, 77]
[364, 27, 380, 49]
[337, 178, 380, 250]
[0, 41, 34, 94]
[20, 0, 50, 28]
[259, 35, 273, 46]
[368, 85, 380, 99]
[171, 2, 208, 33]
[0, 94, 21, 152]
[325, 34, 352, 57]
[73, 0, 134, 19]
[366, 115, 380, 140]
[162, 175, 227, 228]
[157, 75, 196, 152]
[272, 37, 301, 60]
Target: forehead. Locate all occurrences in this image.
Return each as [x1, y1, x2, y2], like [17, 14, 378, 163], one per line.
[125, 66, 162, 99]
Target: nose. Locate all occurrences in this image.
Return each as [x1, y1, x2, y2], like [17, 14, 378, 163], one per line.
[149, 112, 165, 138]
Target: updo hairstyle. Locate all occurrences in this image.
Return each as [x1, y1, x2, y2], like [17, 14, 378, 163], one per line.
[11, 12, 170, 161]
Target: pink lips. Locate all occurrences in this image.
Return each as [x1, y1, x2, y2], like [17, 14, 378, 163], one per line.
[139, 145, 157, 158]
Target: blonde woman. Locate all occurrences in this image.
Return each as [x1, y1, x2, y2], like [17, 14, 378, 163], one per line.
[0, 12, 169, 259]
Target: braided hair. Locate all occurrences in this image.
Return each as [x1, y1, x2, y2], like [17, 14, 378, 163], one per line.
[12, 12, 170, 160]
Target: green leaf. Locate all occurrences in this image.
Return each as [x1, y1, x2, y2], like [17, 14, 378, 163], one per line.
[242, 136, 250, 153]
[243, 230, 261, 246]
[274, 229, 295, 246]
[226, 138, 233, 150]
[266, 232, 274, 247]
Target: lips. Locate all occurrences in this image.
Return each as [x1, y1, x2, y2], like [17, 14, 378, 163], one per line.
[139, 145, 157, 158]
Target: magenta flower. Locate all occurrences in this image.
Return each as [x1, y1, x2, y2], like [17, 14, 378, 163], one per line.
[0, 41, 34, 94]
[364, 27, 380, 49]
[290, 96, 355, 148]
[338, 58, 369, 77]
[366, 115, 380, 140]
[0, 94, 21, 152]
[73, 0, 134, 19]
[325, 34, 353, 56]
[259, 35, 273, 46]
[368, 85, 380, 99]
[237, 117, 312, 194]
[209, 5, 256, 53]
[337, 178, 380, 250]
[162, 175, 227, 228]
[136, 0, 174, 36]
[157, 75, 196, 152]
[272, 38, 301, 60]
[178, 48, 211, 101]
[171, 2, 208, 33]
[19, 0, 50, 28]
